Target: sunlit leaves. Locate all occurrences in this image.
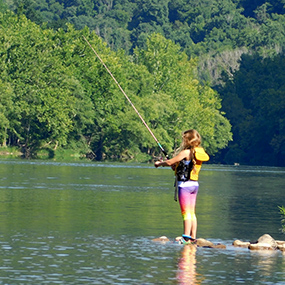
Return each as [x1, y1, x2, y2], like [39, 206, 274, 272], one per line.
[0, 11, 232, 160]
[133, 33, 232, 155]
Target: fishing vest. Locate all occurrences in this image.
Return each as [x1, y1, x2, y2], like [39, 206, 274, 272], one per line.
[176, 159, 194, 181]
[176, 147, 209, 181]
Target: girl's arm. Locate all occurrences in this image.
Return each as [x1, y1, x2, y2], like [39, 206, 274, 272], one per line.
[154, 150, 190, 168]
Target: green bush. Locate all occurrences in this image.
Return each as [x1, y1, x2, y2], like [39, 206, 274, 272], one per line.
[279, 206, 285, 234]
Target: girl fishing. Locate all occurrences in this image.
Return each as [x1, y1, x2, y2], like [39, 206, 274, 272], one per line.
[154, 129, 209, 244]
[84, 39, 208, 244]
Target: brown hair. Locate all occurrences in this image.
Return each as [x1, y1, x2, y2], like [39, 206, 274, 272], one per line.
[182, 129, 201, 150]
[182, 129, 201, 169]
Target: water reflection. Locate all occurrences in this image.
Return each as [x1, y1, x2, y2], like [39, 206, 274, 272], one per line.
[0, 161, 284, 284]
[177, 245, 201, 285]
[250, 250, 282, 280]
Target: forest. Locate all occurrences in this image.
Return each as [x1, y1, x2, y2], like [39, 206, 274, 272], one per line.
[0, 0, 284, 166]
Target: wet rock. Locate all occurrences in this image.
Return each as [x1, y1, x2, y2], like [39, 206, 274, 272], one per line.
[251, 234, 277, 250]
[277, 243, 285, 251]
[257, 234, 277, 249]
[276, 241, 285, 253]
[152, 236, 170, 243]
[196, 238, 226, 249]
[232, 234, 285, 252]
[196, 238, 214, 247]
[247, 234, 278, 251]
[173, 237, 226, 248]
[211, 243, 226, 249]
[233, 240, 251, 248]
[153, 234, 285, 252]
[276, 240, 285, 247]
[249, 243, 275, 250]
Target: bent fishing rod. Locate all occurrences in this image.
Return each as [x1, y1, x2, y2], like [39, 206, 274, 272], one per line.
[83, 35, 169, 159]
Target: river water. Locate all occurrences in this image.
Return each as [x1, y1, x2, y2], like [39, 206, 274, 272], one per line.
[0, 160, 284, 284]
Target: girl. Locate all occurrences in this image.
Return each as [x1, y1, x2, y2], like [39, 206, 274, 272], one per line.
[154, 129, 209, 244]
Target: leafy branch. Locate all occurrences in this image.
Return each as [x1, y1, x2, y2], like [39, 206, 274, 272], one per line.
[279, 206, 285, 234]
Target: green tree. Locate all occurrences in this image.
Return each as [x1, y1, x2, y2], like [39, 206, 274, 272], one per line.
[134, 33, 232, 154]
[0, 11, 233, 161]
[0, 0, 8, 13]
[14, 0, 43, 24]
[0, 80, 14, 146]
[219, 53, 285, 166]
[279, 205, 285, 233]
[0, 12, 91, 157]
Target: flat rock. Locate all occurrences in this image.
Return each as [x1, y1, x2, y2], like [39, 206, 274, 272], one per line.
[196, 238, 226, 249]
[196, 238, 214, 247]
[173, 237, 227, 248]
[211, 243, 226, 249]
[276, 240, 285, 246]
[152, 234, 285, 252]
[233, 240, 251, 248]
[249, 243, 275, 251]
[234, 234, 285, 251]
[152, 236, 170, 243]
[277, 244, 285, 251]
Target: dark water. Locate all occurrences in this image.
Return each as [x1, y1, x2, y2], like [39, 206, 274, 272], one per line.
[0, 160, 284, 284]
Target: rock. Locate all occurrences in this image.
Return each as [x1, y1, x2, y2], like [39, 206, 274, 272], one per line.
[249, 243, 275, 250]
[233, 240, 251, 248]
[256, 234, 277, 250]
[152, 236, 170, 243]
[196, 238, 214, 247]
[233, 235, 285, 251]
[276, 240, 285, 251]
[257, 234, 274, 243]
[211, 243, 226, 249]
[247, 234, 277, 251]
[175, 236, 182, 242]
[195, 238, 226, 248]
[277, 243, 285, 251]
[276, 240, 285, 246]
[154, 234, 284, 252]
[174, 237, 226, 248]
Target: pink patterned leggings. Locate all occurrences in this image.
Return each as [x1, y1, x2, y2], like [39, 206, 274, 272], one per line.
[178, 183, 199, 221]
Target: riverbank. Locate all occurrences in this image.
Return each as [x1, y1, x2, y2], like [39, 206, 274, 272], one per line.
[0, 147, 22, 158]
[0, 146, 89, 161]
[0, 146, 153, 162]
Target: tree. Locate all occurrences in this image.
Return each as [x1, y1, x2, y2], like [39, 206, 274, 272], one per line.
[134, 33, 232, 154]
[0, 11, 232, 161]
[0, 13, 91, 157]
[0, 80, 14, 146]
[219, 53, 285, 166]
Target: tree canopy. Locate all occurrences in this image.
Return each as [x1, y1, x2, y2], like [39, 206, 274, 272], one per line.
[0, 11, 231, 161]
[217, 54, 285, 166]
[1, 0, 285, 166]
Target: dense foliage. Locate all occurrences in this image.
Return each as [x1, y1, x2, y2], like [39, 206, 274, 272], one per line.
[0, 11, 231, 160]
[279, 206, 285, 234]
[1, 0, 285, 166]
[217, 54, 285, 166]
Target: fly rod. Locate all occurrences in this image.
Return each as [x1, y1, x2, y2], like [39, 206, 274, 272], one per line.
[83, 35, 169, 159]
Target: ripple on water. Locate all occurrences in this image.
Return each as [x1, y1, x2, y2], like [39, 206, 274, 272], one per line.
[0, 233, 285, 284]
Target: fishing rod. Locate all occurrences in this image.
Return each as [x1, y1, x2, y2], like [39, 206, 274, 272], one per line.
[83, 35, 169, 159]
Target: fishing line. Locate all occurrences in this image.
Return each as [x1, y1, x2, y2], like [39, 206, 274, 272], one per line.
[83, 36, 169, 159]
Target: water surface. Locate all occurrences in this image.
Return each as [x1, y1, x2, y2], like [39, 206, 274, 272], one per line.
[0, 160, 284, 284]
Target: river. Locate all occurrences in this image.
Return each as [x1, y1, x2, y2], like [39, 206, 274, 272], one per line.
[0, 160, 284, 284]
